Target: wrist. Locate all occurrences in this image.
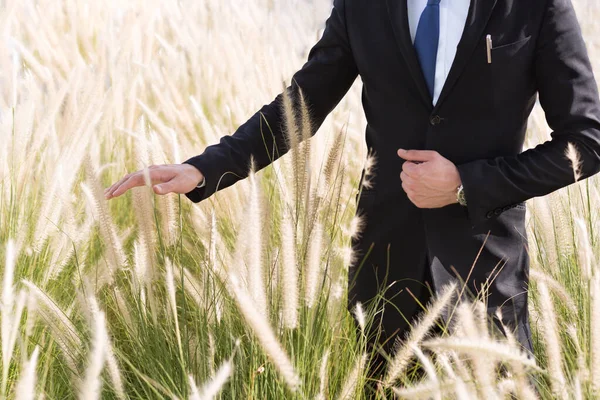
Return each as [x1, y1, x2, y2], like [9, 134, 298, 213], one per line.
[181, 163, 204, 187]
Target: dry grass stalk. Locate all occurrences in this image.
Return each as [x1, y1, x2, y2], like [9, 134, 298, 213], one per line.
[385, 282, 458, 386]
[361, 150, 377, 190]
[282, 83, 302, 202]
[353, 302, 366, 334]
[392, 379, 456, 400]
[79, 301, 108, 400]
[435, 352, 473, 399]
[197, 357, 234, 400]
[80, 171, 127, 287]
[132, 185, 157, 287]
[566, 142, 583, 182]
[568, 324, 590, 384]
[536, 281, 568, 398]
[591, 273, 600, 394]
[86, 296, 125, 399]
[573, 218, 594, 281]
[455, 303, 497, 399]
[495, 313, 538, 400]
[322, 129, 344, 191]
[316, 349, 330, 400]
[14, 346, 40, 400]
[410, 344, 441, 400]
[336, 353, 367, 400]
[188, 375, 201, 400]
[247, 165, 268, 318]
[281, 204, 299, 329]
[529, 269, 578, 314]
[2, 239, 17, 394]
[228, 274, 300, 391]
[165, 258, 185, 363]
[22, 280, 81, 349]
[423, 337, 538, 370]
[305, 222, 324, 309]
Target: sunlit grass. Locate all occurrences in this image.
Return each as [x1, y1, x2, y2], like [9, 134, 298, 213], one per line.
[1, 0, 600, 398]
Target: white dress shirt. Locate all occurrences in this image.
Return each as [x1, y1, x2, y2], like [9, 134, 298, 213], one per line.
[407, 0, 471, 105]
[195, 1, 470, 189]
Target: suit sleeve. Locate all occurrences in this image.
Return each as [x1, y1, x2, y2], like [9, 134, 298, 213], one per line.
[456, 0, 600, 227]
[182, 0, 358, 203]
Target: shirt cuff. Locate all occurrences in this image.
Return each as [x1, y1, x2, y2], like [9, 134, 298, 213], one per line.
[196, 177, 206, 188]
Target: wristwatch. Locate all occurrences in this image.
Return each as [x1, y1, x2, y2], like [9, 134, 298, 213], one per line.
[456, 184, 467, 206]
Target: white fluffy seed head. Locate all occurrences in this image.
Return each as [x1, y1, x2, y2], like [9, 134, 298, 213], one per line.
[79, 303, 108, 400]
[353, 302, 365, 333]
[566, 142, 583, 182]
[385, 283, 458, 386]
[228, 275, 300, 391]
[15, 346, 40, 400]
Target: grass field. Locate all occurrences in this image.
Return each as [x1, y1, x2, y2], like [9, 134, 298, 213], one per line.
[2, 0, 600, 398]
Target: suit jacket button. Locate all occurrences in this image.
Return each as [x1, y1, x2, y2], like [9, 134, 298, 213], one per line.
[486, 211, 494, 219]
[430, 115, 442, 126]
[494, 208, 503, 215]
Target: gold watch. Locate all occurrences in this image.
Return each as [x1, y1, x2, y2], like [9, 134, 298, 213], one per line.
[456, 184, 467, 206]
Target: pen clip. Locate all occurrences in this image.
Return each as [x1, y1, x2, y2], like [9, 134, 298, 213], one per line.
[486, 34, 492, 64]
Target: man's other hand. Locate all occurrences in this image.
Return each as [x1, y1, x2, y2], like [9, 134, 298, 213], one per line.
[398, 149, 462, 208]
[104, 164, 204, 200]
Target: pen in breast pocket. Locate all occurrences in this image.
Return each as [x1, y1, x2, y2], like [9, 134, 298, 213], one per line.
[486, 34, 493, 64]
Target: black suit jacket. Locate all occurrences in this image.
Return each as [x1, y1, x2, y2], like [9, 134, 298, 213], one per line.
[183, 0, 600, 348]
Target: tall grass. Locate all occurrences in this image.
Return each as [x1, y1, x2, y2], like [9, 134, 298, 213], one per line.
[1, 0, 600, 398]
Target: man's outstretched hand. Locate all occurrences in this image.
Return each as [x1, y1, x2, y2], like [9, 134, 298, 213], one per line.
[104, 164, 204, 200]
[398, 149, 462, 209]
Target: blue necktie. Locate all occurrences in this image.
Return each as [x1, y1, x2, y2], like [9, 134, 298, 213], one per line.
[414, 0, 441, 99]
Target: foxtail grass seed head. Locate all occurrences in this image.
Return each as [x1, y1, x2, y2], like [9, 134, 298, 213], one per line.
[361, 150, 377, 190]
[198, 358, 233, 400]
[566, 142, 583, 182]
[574, 218, 594, 281]
[15, 346, 40, 400]
[305, 222, 324, 309]
[281, 204, 299, 328]
[3, 240, 16, 312]
[336, 353, 367, 400]
[536, 281, 568, 398]
[385, 282, 457, 386]
[79, 304, 108, 400]
[246, 164, 268, 318]
[347, 214, 365, 240]
[228, 274, 301, 391]
[591, 273, 600, 394]
[188, 375, 201, 400]
[353, 302, 365, 333]
[316, 350, 330, 400]
[422, 337, 539, 370]
[3, 1, 600, 398]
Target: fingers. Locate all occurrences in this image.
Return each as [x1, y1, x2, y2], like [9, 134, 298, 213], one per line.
[401, 161, 421, 177]
[109, 173, 146, 198]
[400, 172, 414, 192]
[397, 148, 439, 162]
[104, 173, 133, 199]
[105, 166, 173, 199]
[153, 177, 180, 195]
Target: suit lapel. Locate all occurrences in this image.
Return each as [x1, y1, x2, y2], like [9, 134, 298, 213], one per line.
[385, 0, 498, 110]
[385, 0, 432, 108]
[434, 0, 498, 110]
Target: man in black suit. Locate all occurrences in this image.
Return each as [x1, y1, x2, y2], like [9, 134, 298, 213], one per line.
[105, 0, 600, 383]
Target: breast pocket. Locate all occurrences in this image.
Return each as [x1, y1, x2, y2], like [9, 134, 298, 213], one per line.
[489, 35, 534, 111]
